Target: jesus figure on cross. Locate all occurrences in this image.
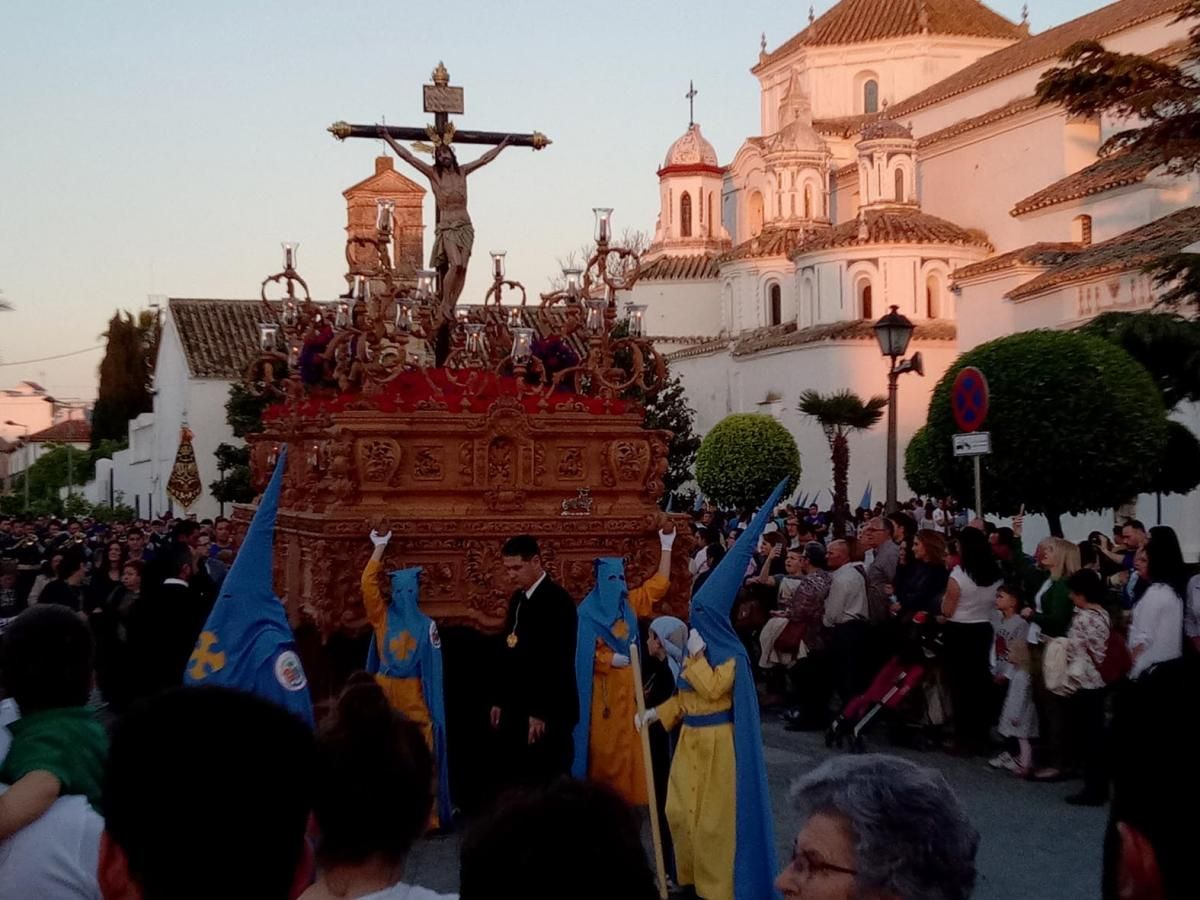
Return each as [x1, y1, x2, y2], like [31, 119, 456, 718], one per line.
[378, 127, 512, 328]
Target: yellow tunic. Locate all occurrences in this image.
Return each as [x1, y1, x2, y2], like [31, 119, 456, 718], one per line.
[655, 654, 736, 900]
[361, 559, 440, 828]
[586, 573, 670, 806]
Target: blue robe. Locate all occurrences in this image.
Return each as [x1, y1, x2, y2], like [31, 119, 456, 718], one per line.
[571, 557, 638, 780]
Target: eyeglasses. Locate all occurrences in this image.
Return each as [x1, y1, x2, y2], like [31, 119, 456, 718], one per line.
[786, 848, 857, 881]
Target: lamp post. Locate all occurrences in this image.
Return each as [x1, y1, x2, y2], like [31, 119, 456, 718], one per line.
[872, 306, 923, 514]
[4, 420, 29, 512]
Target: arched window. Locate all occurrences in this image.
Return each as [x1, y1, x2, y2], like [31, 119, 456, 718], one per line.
[804, 184, 813, 219]
[749, 191, 764, 237]
[894, 169, 905, 203]
[1074, 214, 1093, 245]
[864, 80, 879, 114]
[768, 283, 783, 326]
[680, 192, 692, 238]
[926, 274, 941, 318]
[859, 281, 873, 320]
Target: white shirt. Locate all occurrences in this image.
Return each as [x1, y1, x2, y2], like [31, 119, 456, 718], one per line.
[524, 572, 547, 600]
[1128, 582, 1184, 679]
[359, 884, 458, 900]
[948, 567, 1000, 624]
[823, 563, 867, 627]
[931, 509, 951, 533]
[0, 711, 103, 900]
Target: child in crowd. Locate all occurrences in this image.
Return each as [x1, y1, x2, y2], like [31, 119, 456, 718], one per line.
[0, 605, 108, 838]
[989, 584, 1038, 776]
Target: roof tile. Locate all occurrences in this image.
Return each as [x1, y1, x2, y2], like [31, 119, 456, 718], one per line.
[27, 419, 91, 443]
[951, 242, 1082, 280]
[790, 208, 992, 256]
[889, 0, 1189, 117]
[1010, 145, 1163, 215]
[638, 254, 722, 281]
[759, 0, 1023, 65]
[732, 319, 957, 357]
[1005, 206, 1200, 300]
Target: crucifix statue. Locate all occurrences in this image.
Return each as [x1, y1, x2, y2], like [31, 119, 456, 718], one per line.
[329, 62, 550, 362]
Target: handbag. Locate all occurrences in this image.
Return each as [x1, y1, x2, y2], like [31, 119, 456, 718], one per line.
[1085, 613, 1132, 685]
[1043, 637, 1073, 696]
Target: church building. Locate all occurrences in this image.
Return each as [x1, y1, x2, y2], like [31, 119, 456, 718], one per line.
[631, 0, 1200, 552]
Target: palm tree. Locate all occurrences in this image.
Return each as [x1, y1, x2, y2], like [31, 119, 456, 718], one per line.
[798, 389, 887, 538]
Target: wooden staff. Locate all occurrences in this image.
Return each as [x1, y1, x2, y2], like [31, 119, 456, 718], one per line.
[630, 643, 668, 900]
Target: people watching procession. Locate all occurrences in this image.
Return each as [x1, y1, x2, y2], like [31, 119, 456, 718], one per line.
[2, 477, 1198, 900]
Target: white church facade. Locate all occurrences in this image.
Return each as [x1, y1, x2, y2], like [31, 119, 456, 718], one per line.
[630, 0, 1200, 551]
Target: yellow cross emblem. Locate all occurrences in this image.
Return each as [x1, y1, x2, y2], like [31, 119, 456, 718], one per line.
[389, 630, 417, 661]
[188, 631, 226, 681]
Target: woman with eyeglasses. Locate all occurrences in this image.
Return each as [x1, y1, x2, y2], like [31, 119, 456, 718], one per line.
[777, 754, 978, 900]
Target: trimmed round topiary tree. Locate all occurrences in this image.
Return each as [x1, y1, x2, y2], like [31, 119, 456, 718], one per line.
[913, 329, 1170, 535]
[695, 413, 801, 510]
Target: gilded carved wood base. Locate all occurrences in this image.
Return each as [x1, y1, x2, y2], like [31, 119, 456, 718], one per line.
[244, 394, 692, 638]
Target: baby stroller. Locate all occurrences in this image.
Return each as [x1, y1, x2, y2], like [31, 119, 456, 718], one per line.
[826, 612, 943, 753]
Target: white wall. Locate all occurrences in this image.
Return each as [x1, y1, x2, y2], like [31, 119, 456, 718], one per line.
[672, 338, 959, 504]
[633, 278, 724, 339]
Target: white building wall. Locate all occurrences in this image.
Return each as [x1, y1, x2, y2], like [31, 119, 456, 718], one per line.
[632, 279, 723, 338]
[757, 36, 1020, 128]
[672, 339, 959, 504]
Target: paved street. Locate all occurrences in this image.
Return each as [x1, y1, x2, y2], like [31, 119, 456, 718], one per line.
[404, 720, 1107, 898]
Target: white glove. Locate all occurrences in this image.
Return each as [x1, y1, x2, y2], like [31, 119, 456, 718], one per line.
[634, 708, 659, 732]
[611, 653, 630, 669]
[369, 530, 392, 547]
[659, 527, 677, 550]
[686, 628, 706, 657]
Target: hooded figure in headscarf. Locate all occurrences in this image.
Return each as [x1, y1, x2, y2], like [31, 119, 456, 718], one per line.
[183, 448, 314, 727]
[637, 480, 788, 900]
[362, 531, 451, 828]
[570, 528, 676, 806]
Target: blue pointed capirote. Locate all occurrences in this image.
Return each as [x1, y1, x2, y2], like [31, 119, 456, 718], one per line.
[183, 447, 314, 727]
[689, 478, 788, 900]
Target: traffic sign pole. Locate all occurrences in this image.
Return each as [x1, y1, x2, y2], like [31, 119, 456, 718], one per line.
[974, 456, 983, 519]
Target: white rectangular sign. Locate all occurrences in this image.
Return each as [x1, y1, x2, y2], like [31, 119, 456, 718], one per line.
[953, 432, 991, 457]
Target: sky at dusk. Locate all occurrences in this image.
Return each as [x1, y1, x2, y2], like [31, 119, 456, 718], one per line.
[0, 0, 1099, 401]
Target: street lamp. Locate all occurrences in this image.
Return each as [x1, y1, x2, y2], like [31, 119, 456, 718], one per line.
[873, 305, 923, 513]
[4, 420, 29, 512]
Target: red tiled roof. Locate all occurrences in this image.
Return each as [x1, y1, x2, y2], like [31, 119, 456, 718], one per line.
[638, 254, 721, 281]
[790, 208, 992, 256]
[952, 242, 1082, 280]
[27, 419, 91, 443]
[731, 318, 957, 357]
[1006, 206, 1200, 300]
[719, 226, 814, 263]
[860, 119, 914, 141]
[889, 0, 1189, 117]
[169, 298, 269, 379]
[664, 338, 730, 362]
[757, 0, 1023, 66]
[814, 113, 881, 138]
[1010, 145, 1164, 215]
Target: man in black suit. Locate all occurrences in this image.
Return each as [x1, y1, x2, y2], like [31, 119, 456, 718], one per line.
[127, 544, 214, 700]
[491, 535, 578, 787]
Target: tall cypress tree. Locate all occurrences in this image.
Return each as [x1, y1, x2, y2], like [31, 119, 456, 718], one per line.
[91, 312, 153, 446]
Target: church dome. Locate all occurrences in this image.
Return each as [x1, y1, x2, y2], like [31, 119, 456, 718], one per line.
[662, 123, 720, 170]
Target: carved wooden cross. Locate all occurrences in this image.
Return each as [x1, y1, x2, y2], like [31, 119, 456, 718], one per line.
[328, 62, 550, 153]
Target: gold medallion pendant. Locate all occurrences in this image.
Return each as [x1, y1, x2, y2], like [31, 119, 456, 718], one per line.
[506, 633, 519, 649]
